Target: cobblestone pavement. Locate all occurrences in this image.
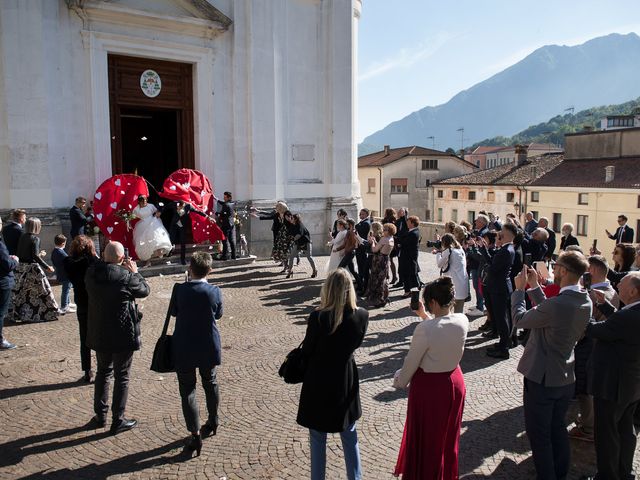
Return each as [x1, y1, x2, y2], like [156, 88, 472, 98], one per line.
[0, 254, 636, 479]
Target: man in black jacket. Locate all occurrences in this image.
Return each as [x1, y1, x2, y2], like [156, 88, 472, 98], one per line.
[354, 209, 371, 292]
[1, 209, 26, 255]
[216, 191, 236, 260]
[606, 214, 635, 244]
[537, 217, 556, 260]
[70, 197, 93, 239]
[85, 241, 150, 434]
[583, 272, 640, 480]
[398, 216, 421, 296]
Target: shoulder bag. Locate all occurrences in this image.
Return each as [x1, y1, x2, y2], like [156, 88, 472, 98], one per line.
[150, 284, 178, 373]
[278, 341, 307, 384]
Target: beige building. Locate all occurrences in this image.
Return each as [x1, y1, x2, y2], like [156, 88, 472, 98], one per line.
[433, 152, 563, 225]
[358, 145, 477, 220]
[484, 143, 563, 169]
[528, 127, 640, 249]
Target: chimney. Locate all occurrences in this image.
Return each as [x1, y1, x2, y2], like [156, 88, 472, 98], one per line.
[605, 165, 615, 183]
[515, 144, 528, 166]
[384, 145, 390, 156]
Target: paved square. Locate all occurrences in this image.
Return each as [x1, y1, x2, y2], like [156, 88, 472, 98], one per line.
[0, 255, 636, 479]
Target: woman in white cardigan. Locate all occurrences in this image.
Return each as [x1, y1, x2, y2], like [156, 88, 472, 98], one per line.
[434, 233, 469, 313]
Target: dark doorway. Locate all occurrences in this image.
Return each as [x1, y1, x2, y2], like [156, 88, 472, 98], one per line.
[120, 107, 179, 194]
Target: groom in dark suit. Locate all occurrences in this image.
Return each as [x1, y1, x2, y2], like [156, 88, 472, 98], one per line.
[606, 214, 635, 244]
[70, 197, 94, 239]
[354, 209, 371, 292]
[398, 215, 421, 296]
[167, 201, 207, 265]
[583, 272, 640, 480]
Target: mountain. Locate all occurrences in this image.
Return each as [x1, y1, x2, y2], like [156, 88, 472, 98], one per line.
[361, 33, 640, 151]
[471, 97, 640, 148]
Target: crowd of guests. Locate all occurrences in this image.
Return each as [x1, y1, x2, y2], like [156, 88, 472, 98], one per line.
[3, 203, 640, 480]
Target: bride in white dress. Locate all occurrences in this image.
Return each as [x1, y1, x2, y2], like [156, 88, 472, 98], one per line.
[326, 219, 348, 272]
[132, 195, 173, 265]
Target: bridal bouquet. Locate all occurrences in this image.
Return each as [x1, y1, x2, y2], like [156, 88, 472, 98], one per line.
[115, 208, 137, 231]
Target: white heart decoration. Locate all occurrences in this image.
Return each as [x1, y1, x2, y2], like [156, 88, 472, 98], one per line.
[95, 192, 102, 200]
[114, 179, 121, 186]
[121, 190, 125, 195]
[110, 202, 118, 209]
[107, 226, 114, 234]
[96, 213, 103, 221]
[182, 183, 191, 189]
[128, 204, 132, 209]
[170, 186, 177, 190]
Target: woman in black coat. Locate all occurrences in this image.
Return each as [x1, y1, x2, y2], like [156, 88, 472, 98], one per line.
[559, 222, 579, 251]
[297, 269, 369, 480]
[63, 235, 99, 382]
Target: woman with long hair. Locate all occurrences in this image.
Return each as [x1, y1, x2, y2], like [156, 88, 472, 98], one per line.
[435, 234, 469, 313]
[367, 223, 395, 308]
[612, 243, 636, 273]
[297, 269, 369, 480]
[327, 219, 348, 272]
[393, 276, 468, 480]
[63, 235, 99, 382]
[382, 208, 399, 284]
[10, 218, 58, 323]
[272, 205, 294, 270]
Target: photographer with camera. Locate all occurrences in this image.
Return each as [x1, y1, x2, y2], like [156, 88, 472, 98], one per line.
[434, 234, 469, 313]
[85, 241, 150, 434]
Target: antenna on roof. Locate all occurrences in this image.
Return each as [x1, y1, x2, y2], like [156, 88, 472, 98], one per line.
[564, 106, 575, 115]
[427, 136, 435, 149]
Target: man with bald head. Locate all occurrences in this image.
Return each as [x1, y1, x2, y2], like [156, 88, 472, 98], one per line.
[85, 241, 150, 434]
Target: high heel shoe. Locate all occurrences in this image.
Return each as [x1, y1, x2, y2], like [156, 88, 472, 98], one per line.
[183, 433, 202, 458]
[286, 270, 293, 279]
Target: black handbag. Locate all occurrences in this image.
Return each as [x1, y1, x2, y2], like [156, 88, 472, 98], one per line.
[278, 342, 307, 384]
[150, 285, 178, 373]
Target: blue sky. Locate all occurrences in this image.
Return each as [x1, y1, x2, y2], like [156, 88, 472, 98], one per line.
[357, 0, 640, 143]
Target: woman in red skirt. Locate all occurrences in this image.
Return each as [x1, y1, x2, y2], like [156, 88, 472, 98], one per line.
[393, 276, 469, 480]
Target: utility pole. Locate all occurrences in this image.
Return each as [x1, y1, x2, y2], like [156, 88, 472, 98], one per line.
[456, 127, 464, 151]
[427, 136, 435, 149]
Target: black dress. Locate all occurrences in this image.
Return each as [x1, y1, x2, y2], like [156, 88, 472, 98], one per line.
[297, 307, 369, 433]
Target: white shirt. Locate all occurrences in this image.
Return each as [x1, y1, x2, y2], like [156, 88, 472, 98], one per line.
[622, 300, 640, 310]
[394, 313, 469, 388]
[435, 248, 469, 300]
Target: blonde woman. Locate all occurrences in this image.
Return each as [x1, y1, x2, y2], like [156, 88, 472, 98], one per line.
[251, 201, 289, 258]
[11, 218, 59, 322]
[297, 269, 369, 480]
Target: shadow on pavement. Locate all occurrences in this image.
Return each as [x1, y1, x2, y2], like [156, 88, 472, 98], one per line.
[0, 380, 85, 400]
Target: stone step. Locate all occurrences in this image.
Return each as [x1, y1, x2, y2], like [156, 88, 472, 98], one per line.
[137, 255, 257, 278]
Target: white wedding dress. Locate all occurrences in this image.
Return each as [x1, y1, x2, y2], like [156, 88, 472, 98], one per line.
[132, 204, 172, 261]
[326, 229, 347, 272]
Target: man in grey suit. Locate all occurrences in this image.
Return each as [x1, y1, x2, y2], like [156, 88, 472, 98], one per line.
[582, 272, 640, 480]
[512, 251, 592, 480]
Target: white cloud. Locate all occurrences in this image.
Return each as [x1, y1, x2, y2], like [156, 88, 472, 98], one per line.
[358, 32, 458, 82]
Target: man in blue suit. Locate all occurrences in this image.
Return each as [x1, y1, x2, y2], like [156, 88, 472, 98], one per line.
[171, 251, 223, 453]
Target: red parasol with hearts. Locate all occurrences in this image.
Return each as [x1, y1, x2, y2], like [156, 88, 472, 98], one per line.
[92, 174, 148, 259]
[159, 168, 225, 243]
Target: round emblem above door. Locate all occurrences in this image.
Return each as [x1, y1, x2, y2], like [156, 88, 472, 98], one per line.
[140, 70, 162, 98]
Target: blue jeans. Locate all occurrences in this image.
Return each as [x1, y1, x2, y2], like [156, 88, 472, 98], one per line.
[309, 422, 361, 480]
[60, 280, 71, 310]
[470, 268, 484, 310]
[0, 286, 11, 341]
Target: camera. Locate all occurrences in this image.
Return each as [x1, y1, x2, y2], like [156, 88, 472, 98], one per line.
[426, 239, 442, 249]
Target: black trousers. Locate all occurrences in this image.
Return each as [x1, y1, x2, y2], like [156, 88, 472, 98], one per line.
[221, 225, 236, 259]
[524, 378, 574, 480]
[399, 260, 420, 293]
[177, 368, 220, 433]
[76, 310, 91, 372]
[338, 251, 362, 290]
[355, 247, 369, 290]
[593, 397, 638, 480]
[94, 350, 134, 422]
[488, 292, 511, 351]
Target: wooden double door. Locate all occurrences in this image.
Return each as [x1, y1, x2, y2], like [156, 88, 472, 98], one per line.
[108, 54, 195, 194]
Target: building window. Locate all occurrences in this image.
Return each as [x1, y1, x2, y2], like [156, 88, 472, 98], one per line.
[452, 190, 459, 199]
[437, 189, 444, 198]
[637, 220, 640, 243]
[425, 210, 431, 221]
[468, 191, 476, 200]
[531, 191, 540, 202]
[451, 209, 458, 222]
[506, 192, 515, 203]
[468, 211, 475, 224]
[578, 193, 588, 205]
[637, 195, 640, 208]
[390, 178, 408, 193]
[487, 191, 495, 202]
[437, 208, 443, 222]
[367, 178, 376, 194]
[425, 179, 431, 187]
[531, 211, 539, 220]
[371, 210, 378, 218]
[422, 159, 438, 170]
[577, 215, 588, 236]
[607, 117, 634, 128]
[552, 213, 562, 233]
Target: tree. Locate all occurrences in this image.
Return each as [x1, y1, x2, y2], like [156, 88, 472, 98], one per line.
[445, 147, 456, 154]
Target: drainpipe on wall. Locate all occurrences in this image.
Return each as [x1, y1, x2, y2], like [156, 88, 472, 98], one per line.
[377, 167, 383, 218]
[516, 185, 526, 220]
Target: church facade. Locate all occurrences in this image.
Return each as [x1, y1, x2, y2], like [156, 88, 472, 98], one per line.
[0, 0, 362, 255]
